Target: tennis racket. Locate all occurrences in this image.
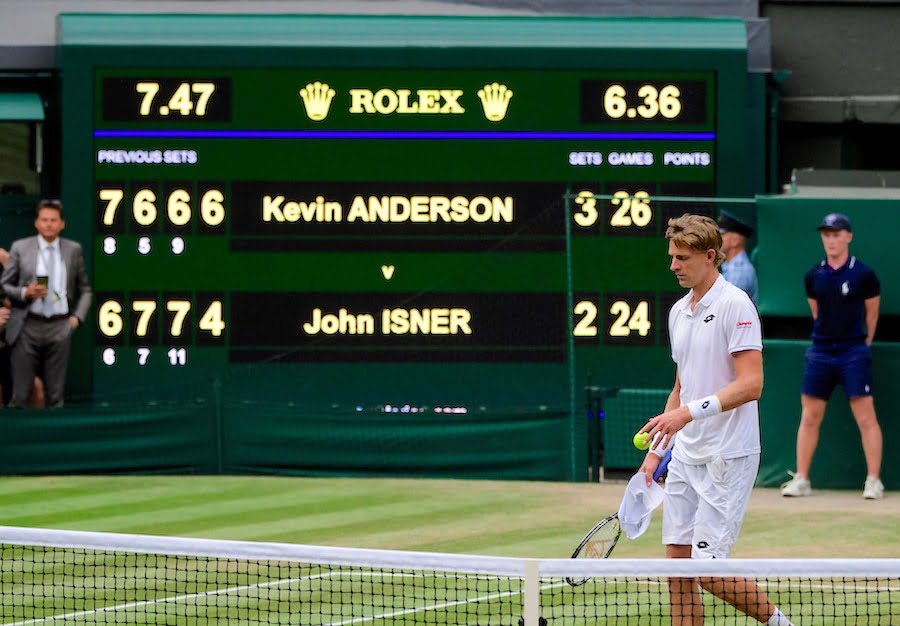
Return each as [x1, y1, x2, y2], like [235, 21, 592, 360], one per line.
[565, 449, 671, 587]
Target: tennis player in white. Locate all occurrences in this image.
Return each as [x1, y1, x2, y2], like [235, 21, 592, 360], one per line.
[637, 214, 794, 626]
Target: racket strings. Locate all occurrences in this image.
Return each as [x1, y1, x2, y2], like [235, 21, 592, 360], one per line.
[566, 517, 623, 586]
[584, 537, 614, 559]
[582, 522, 620, 559]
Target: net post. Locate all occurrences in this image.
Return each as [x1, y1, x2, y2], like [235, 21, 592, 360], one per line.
[523, 558, 540, 626]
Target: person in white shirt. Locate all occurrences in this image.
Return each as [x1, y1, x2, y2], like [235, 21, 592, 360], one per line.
[637, 214, 794, 626]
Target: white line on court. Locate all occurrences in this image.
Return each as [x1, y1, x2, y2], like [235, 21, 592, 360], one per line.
[0, 573, 325, 626]
[323, 580, 570, 626]
[3, 572, 897, 626]
[1, 570, 542, 626]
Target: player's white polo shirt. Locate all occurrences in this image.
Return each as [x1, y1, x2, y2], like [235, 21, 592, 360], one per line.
[668, 274, 763, 465]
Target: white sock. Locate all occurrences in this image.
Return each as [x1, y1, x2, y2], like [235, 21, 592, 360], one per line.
[766, 608, 794, 626]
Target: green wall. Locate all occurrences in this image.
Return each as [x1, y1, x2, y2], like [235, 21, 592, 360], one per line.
[1, 394, 571, 481]
[757, 341, 900, 489]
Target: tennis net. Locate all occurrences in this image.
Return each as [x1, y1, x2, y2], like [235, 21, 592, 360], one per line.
[2, 525, 899, 625]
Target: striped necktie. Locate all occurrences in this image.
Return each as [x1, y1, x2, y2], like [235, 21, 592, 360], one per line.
[45, 244, 56, 317]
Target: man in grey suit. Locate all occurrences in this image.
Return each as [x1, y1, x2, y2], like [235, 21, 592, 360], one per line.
[1, 199, 92, 407]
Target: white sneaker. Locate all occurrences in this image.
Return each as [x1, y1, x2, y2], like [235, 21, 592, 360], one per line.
[863, 477, 884, 500]
[780, 472, 812, 497]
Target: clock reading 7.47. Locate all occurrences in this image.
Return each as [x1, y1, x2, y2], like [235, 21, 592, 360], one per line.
[101, 77, 233, 122]
[135, 81, 216, 116]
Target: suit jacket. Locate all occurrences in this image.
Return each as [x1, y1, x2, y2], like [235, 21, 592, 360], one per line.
[0, 235, 92, 345]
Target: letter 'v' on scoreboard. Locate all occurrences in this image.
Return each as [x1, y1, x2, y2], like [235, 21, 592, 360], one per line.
[59, 14, 753, 408]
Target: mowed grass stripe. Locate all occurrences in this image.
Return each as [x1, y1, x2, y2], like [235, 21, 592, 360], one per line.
[0, 475, 645, 557]
[8, 492, 420, 537]
[177, 477, 572, 547]
[0, 476, 395, 512]
[3, 477, 558, 551]
[1, 477, 586, 552]
[304, 504, 592, 555]
[253, 481, 591, 552]
[1, 476, 419, 531]
[194, 499, 504, 546]
[1, 486, 250, 525]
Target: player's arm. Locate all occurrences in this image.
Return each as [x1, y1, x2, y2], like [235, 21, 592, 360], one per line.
[804, 268, 817, 320]
[712, 349, 763, 409]
[807, 298, 818, 320]
[663, 368, 681, 413]
[641, 350, 763, 444]
[864, 295, 880, 346]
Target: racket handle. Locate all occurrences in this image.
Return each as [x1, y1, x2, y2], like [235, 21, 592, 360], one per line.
[652, 449, 672, 481]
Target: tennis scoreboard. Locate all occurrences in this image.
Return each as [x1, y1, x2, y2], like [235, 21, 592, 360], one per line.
[59, 14, 756, 407]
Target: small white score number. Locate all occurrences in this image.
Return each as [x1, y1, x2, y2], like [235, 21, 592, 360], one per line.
[167, 348, 187, 366]
[102, 347, 116, 366]
[101, 346, 189, 367]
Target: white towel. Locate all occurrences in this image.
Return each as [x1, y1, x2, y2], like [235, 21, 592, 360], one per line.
[617, 472, 665, 540]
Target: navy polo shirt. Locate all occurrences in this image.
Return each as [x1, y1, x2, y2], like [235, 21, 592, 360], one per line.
[805, 256, 880, 343]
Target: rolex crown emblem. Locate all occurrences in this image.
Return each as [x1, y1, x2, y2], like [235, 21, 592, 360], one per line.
[477, 82, 513, 122]
[299, 81, 336, 121]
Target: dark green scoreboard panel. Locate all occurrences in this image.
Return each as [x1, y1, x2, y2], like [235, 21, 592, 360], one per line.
[60, 15, 754, 410]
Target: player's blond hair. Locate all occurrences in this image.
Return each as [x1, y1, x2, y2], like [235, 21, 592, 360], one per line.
[665, 213, 725, 267]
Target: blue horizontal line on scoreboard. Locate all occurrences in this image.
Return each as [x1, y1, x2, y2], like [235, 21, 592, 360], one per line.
[93, 129, 717, 141]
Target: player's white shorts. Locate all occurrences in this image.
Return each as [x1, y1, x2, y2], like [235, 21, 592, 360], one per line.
[661, 454, 760, 559]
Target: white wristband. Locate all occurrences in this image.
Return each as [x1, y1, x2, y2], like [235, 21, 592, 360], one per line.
[649, 432, 675, 458]
[687, 395, 722, 421]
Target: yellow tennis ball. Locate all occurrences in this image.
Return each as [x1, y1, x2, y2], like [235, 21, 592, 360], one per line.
[633, 432, 651, 450]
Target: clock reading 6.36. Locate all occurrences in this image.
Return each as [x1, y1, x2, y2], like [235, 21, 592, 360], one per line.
[603, 84, 681, 120]
[579, 79, 709, 125]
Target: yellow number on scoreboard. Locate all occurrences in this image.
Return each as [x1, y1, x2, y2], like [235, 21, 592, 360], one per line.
[609, 300, 651, 337]
[199, 301, 226, 337]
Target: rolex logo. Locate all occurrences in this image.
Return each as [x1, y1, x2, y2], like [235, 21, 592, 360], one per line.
[477, 82, 513, 122]
[299, 81, 336, 121]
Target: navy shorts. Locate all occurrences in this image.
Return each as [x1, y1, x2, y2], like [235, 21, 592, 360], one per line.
[802, 342, 873, 400]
